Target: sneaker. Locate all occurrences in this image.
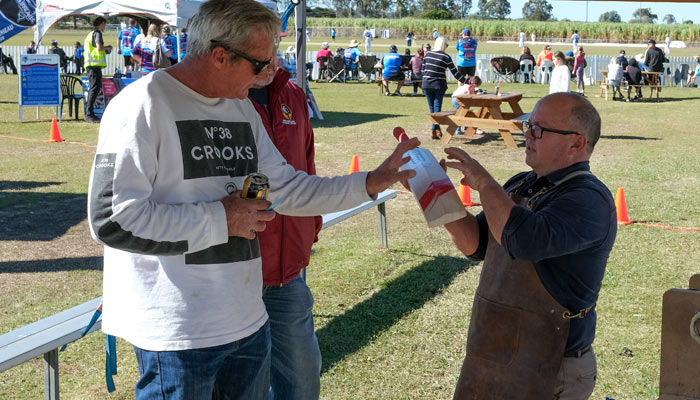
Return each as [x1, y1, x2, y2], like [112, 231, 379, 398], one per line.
[393, 91, 402, 97]
[456, 128, 464, 135]
[626, 98, 630, 102]
[85, 115, 101, 123]
[384, 91, 390, 96]
[410, 93, 417, 97]
[632, 97, 640, 102]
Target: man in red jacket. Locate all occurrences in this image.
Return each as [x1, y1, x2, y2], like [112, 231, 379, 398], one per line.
[249, 52, 322, 399]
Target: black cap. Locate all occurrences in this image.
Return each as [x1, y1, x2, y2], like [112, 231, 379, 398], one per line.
[51, 40, 57, 45]
[619, 49, 626, 55]
[648, 39, 656, 45]
[389, 44, 398, 51]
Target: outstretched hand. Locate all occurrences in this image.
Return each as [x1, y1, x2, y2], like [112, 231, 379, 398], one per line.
[443, 147, 493, 191]
[365, 137, 420, 195]
[221, 191, 276, 240]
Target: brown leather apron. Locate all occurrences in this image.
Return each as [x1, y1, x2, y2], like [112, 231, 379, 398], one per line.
[453, 171, 591, 400]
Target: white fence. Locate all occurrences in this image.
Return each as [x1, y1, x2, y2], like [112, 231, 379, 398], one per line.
[1, 45, 123, 75]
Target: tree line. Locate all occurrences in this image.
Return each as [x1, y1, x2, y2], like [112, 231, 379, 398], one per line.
[302, 0, 692, 24]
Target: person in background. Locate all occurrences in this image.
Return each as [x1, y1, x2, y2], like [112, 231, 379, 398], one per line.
[363, 26, 372, 53]
[531, 32, 536, 43]
[536, 45, 552, 67]
[130, 23, 172, 75]
[381, 44, 404, 96]
[87, 2, 418, 398]
[118, 18, 140, 74]
[421, 36, 468, 140]
[686, 55, 700, 87]
[607, 57, 624, 101]
[0, 47, 17, 74]
[343, 40, 361, 80]
[444, 92, 615, 400]
[519, 30, 525, 48]
[624, 57, 643, 102]
[665, 34, 671, 55]
[519, 46, 536, 83]
[550, 51, 570, 94]
[432, 28, 439, 39]
[72, 41, 84, 74]
[330, 27, 336, 43]
[161, 25, 179, 65]
[423, 43, 431, 52]
[617, 49, 628, 71]
[406, 31, 414, 47]
[26, 40, 36, 54]
[48, 40, 68, 73]
[248, 37, 323, 400]
[571, 30, 580, 53]
[573, 46, 586, 96]
[84, 16, 113, 123]
[643, 39, 665, 73]
[315, 41, 332, 80]
[451, 76, 483, 135]
[179, 28, 188, 60]
[409, 48, 425, 96]
[456, 28, 477, 80]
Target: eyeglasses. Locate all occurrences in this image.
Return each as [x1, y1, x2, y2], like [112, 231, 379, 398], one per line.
[210, 40, 272, 75]
[522, 120, 581, 139]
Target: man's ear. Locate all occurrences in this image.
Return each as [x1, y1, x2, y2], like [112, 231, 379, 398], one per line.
[210, 47, 230, 70]
[570, 134, 588, 154]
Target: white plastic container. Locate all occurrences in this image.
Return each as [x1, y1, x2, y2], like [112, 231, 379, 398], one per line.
[394, 127, 466, 228]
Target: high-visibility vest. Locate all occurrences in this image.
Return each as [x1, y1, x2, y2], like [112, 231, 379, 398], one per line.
[84, 30, 106, 68]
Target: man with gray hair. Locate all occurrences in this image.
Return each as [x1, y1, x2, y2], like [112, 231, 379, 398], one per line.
[87, 0, 418, 398]
[441, 93, 616, 400]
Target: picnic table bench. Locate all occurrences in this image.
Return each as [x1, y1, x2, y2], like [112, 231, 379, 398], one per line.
[598, 70, 663, 102]
[429, 92, 527, 148]
[0, 190, 397, 400]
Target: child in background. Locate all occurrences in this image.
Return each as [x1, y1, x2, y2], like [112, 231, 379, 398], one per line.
[573, 46, 587, 95]
[607, 57, 624, 100]
[451, 76, 482, 135]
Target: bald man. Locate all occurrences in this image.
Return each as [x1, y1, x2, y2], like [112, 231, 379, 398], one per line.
[443, 93, 617, 400]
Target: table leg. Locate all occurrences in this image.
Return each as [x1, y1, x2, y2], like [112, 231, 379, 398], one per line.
[487, 106, 518, 149]
[462, 107, 484, 138]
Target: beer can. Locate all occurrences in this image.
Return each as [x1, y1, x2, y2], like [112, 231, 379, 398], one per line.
[241, 173, 269, 200]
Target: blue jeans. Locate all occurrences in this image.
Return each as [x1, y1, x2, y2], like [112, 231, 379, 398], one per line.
[424, 88, 446, 130]
[263, 274, 321, 400]
[133, 322, 271, 400]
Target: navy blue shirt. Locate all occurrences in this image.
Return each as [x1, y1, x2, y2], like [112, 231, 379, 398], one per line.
[469, 161, 617, 352]
[421, 50, 467, 91]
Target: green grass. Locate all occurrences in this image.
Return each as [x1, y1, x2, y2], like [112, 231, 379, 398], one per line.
[1, 70, 699, 399]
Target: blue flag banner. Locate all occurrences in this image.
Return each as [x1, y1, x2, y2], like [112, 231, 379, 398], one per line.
[0, 0, 35, 44]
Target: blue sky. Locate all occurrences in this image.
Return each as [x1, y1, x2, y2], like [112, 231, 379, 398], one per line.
[505, 1, 700, 23]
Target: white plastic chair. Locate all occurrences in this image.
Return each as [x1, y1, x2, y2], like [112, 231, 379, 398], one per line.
[476, 58, 490, 82]
[518, 59, 533, 83]
[539, 60, 553, 84]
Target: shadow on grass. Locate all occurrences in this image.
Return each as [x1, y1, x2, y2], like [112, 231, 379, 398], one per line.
[601, 135, 661, 141]
[0, 181, 63, 191]
[0, 256, 102, 273]
[312, 111, 403, 128]
[317, 254, 474, 373]
[451, 132, 525, 147]
[0, 191, 87, 241]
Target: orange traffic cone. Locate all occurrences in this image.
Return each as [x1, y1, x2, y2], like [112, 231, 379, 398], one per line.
[348, 155, 359, 174]
[45, 118, 65, 143]
[458, 183, 479, 207]
[615, 187, 633, 225]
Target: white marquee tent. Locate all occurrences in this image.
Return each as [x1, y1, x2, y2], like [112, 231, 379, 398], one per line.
[34, 0, 204, 43]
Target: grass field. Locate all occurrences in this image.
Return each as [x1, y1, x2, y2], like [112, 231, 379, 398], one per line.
[1, 57, 699, 399]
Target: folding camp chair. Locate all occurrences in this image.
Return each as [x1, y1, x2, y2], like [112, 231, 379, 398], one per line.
[327, 56, 346, 83]
[517, 59, 534, 83]
[490, 56, 519, 83]
[317, 56, 330, 81]
[358, 55, 378, 82]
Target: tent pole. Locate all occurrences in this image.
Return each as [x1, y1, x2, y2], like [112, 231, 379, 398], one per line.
[294, 0, 306, 92]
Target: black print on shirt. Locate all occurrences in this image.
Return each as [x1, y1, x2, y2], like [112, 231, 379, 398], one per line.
[176, 120, 258, 180]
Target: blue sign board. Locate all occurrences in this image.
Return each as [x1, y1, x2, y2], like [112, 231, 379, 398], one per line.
[19, 54, 60, 106]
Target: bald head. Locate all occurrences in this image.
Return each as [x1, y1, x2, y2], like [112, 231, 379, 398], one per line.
[534, 93, 601, 152]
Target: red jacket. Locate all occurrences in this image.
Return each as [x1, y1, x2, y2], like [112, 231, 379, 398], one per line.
[250, 69, 322, 286]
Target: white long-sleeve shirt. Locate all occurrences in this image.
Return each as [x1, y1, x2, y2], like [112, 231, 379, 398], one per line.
[550, 64, 571, 94]
[88, 70, 372, 351]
